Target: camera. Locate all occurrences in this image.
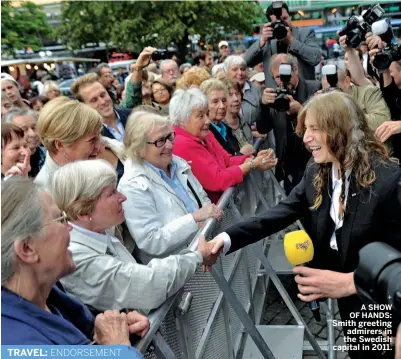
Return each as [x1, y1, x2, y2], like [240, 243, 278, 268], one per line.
[354, 242, 401, 314]
[372, 18, 394, 45]
[338, 4, 385, 48]
[373, 43, 401, 72]
[322, 64, 338, 89]
[273, 63, 295, 112]
[151, 49, 173, 61]
[267, 1, 288, 41]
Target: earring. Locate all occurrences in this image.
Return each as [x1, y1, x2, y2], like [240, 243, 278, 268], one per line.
[89, 217, 92, 221]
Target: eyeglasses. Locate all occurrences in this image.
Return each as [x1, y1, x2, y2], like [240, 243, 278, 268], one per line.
[146, 131, 176, 148]
[45, 211, 69, 226]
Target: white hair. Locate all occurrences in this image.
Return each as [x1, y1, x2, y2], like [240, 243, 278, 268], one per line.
[1, 178, 45, 285]
[51, 159, 117, 220]
[223, 55, 247, 72]
[169, 88, 208, 125]
[160, 59, 178, 72]
[211, 63, 225, 77]
[4, 108, 38, 124]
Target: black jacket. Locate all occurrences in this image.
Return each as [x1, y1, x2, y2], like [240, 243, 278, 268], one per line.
[225, 157, 401, 273]
[257, 77, 321, 179]
[381, 78, 401, 161]
[101, 107, 131, 140]
[209, 122, 241, 155]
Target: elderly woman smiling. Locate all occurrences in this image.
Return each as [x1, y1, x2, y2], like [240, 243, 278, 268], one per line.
[53, 159, 223, 313]
[118, 111, 223, 264]
[1, 178, 148, 351]
[171, 88, 277, 203]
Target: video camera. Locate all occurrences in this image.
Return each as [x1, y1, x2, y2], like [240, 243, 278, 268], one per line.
[267, 1, 288, 41]
[354, 242, 401, 315]
[151, 49, 175, 61]
[338, 4, 385, 48]
[322, 64, 338, 89]
[273, 63, 295, 112]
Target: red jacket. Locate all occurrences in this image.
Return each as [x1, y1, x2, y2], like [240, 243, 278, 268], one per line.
[173, 126, 249, 203]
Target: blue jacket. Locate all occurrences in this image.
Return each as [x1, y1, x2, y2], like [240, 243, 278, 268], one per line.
[1, 284, 94, 345]
[101, 107, 131, 141]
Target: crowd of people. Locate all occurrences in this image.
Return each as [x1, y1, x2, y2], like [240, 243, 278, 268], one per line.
[1, 1, 401, 358]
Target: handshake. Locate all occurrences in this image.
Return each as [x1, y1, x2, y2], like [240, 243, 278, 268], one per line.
[197, 235, 226, 272]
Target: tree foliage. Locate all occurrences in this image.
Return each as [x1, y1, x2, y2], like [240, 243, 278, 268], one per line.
[58, 1, 263, 58]
[1, 1, 52, 57]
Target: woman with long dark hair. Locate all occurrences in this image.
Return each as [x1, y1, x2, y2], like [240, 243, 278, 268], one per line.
[212, 91, 401, 359]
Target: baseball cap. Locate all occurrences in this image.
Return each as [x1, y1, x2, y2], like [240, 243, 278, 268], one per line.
[0, 73, 19, 87]
[218, 41, 229, 49]
[250, 72, 265, 83]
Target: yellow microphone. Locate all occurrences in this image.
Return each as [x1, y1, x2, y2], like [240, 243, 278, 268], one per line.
[284, 230, 314, 266]
[284, 230, 321, 321]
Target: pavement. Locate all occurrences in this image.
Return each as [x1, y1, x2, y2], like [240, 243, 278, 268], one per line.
[262, 275, 351, 359]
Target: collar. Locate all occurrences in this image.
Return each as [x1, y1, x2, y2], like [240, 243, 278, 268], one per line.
[70, 224, 111, 254]
[144, 159, 177, 179]
[210, 121, 228, 140]
[103, 109, 121, 128]
[174, 125, 208, 144]
[45, 152, 61, 175]
[243, 81, 251, 93]
[331, 164, 352, 187]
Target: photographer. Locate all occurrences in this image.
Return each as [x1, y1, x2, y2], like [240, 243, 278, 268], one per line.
[244, 1, 321, 89]
[259, 53, 320, 194]
[325, 35, 392, 136]
[368, 34, 401, 161]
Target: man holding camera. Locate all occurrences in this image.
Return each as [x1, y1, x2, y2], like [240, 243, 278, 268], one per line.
[368, 34, 401, 162]
[259, 53, 320, 194]
[244, 1, 321, 89]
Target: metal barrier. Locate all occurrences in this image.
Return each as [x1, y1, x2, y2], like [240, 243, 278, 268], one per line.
[135, 166, 336, 359]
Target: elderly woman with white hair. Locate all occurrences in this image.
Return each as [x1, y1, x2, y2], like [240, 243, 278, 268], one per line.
[118, 111, 224, 264]
[171, 88, 277, 204]
[43, 80, 61, 100]
[224, 55, 267, 127]
[200, 78, 254, 156]
[1, 177, 148, 350]
[53, 159, 223, 313]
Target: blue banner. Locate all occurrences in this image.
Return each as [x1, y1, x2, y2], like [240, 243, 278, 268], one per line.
[2, 346, 142, 359]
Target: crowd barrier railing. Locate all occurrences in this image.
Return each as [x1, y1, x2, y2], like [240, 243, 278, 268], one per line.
[135, 159, 335, 359]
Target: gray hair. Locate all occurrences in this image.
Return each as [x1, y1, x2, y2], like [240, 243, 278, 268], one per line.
[94, 63, 111, 76]
[4, 108, 38, 124]
[124, 111, 171, 161]
[43, 81, 60, 97]
[1, 178, 45, 285]
[160, 60, 178, 73]
[200, 78, 228, 97]
[269, 53, 298, 73]
[169, 88, 208, 125]
[180, 63, 192, 73]
[223, 55, 247, 72]
[51, 159, 117, 220]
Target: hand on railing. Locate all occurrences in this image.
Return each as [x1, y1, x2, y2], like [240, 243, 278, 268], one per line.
[192, 203, 224, 223]
[94, 310, 131, 345]
[197, 235, 225, 272]
[127, 311, 150, 338]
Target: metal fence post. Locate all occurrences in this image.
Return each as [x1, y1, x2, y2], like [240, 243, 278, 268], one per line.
[175, 292, 196, 359]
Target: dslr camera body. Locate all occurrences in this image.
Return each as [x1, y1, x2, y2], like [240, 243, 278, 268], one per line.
[339, 4, 385, 48]
[273, 63, 295, 112]
[151, 49, 174, 61]
[354, 242, 401, 315]
[372, 19, 400, 71]
[267, 1, 288, 41]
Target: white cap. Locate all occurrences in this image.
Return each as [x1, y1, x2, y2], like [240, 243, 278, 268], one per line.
[250, 72, 265, 83]
[218, 41, 229, 49]
[0, 73, 18, 87]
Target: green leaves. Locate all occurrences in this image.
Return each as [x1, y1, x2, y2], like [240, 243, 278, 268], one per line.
[58, 1, 263, 59]
[1, 1, 52, 57]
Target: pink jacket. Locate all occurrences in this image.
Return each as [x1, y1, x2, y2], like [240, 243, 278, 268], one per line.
[173, 126, 249, 203]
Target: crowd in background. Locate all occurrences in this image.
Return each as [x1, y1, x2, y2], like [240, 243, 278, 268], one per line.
[1, 1, 401, 357]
